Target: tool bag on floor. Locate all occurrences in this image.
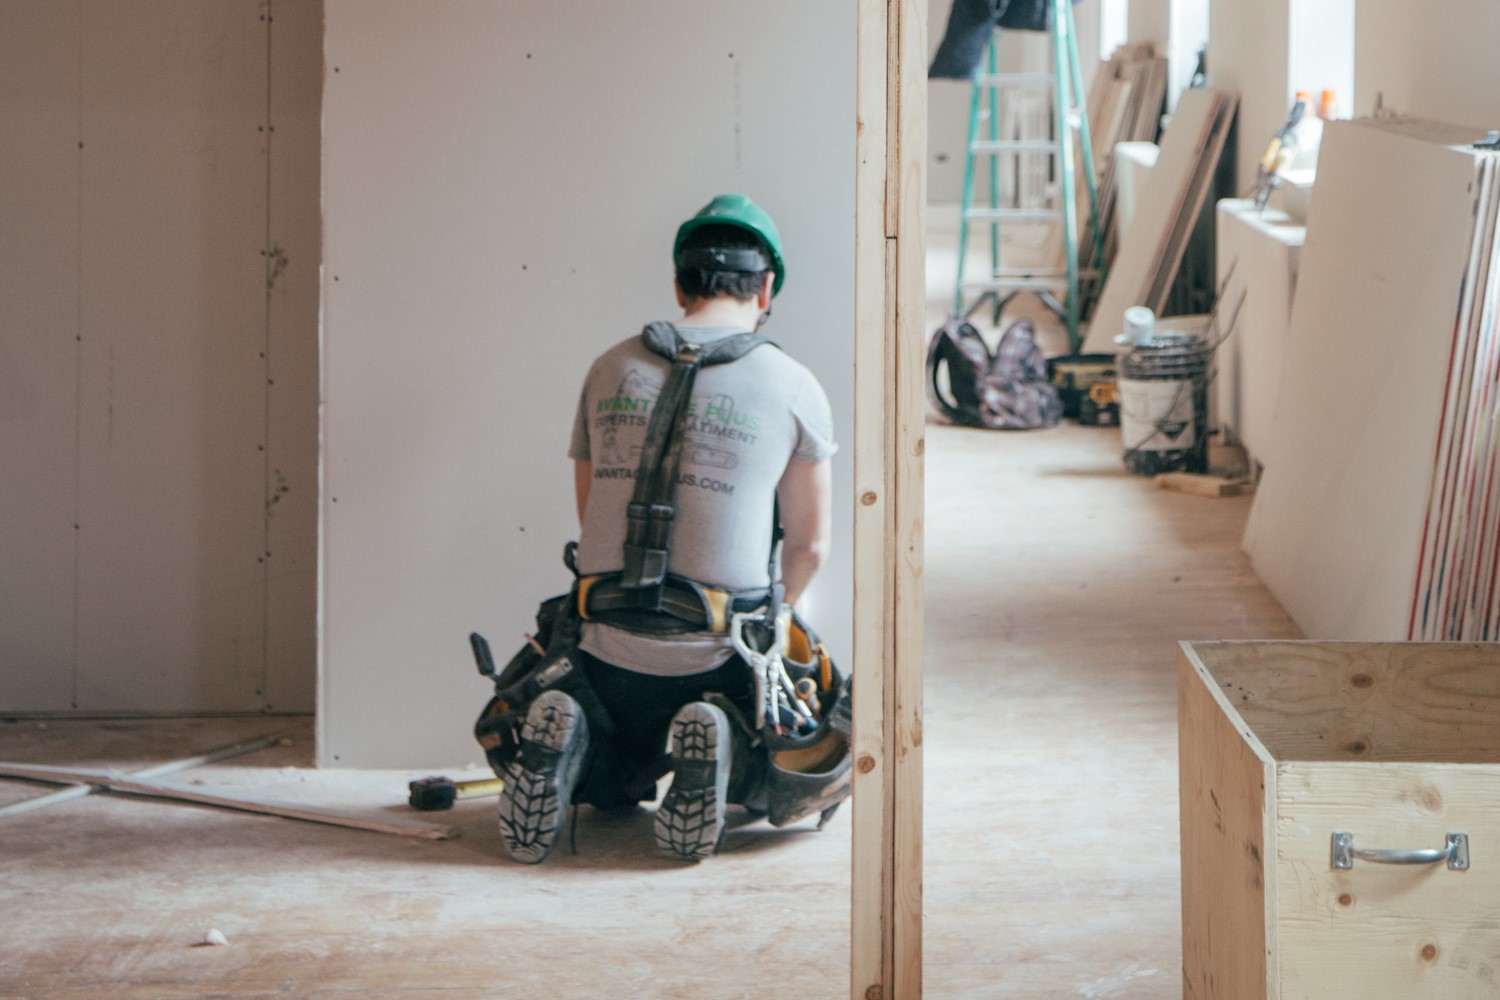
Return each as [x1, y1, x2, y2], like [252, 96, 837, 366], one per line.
[927, 315, 1064, 430]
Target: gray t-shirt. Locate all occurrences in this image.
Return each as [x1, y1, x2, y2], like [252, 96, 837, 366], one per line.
[569, 324, 837, 675]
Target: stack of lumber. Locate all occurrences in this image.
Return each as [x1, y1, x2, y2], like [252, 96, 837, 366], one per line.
[1082, 44, 1169, 269]
[1244, 117, 1500, 641]
[1080, 87, 1238, 353]
[1036, 45, 1168, 292]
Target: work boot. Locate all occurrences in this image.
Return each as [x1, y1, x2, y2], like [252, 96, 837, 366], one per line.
[498, 690, 589, 864]
[654, 701, 731, 861]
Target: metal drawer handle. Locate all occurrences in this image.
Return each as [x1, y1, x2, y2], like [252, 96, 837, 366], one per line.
[1331, 832, 1469, 871]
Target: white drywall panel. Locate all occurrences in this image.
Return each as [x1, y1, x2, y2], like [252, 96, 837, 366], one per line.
[1356, 0, 1500, 130]
[1244, 119, 1483, 639]
[265, 0, 323, 713]
[321, 2, 857, 767]
[0, 2, 81, 711]
[74, 1, 269, 710]
[1209, 0, 1290, 194]
[2, 1, 321, 714]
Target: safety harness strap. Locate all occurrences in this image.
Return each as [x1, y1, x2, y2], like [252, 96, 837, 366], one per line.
[618, 322, 774, 611]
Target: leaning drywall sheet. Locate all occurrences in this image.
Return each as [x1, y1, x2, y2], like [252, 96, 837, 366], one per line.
[0, 3, 82, 711]
[1244, 118, 1486, 639]
[321, 2, 857, 767]
[1082, 88, 1222, 353]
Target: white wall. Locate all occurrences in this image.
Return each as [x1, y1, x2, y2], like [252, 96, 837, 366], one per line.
[1288, 0, 1353, 117]
[1356, 0, 1500, 129]
[1128, 0, 1171, 51]
[321, 2, 856, 767]
[0, 0, 320, 714]
[1209, 0, 1290, 194]
[1168, 0, 1208, 108]
[1211, 0, 1500, 196]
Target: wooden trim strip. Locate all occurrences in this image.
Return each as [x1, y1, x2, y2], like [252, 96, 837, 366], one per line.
[0, 761, 459, 840]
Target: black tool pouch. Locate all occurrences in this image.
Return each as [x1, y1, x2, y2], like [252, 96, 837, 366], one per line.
[473, 584, 615, 777]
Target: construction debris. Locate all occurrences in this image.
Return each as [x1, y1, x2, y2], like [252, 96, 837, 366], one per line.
[1155, 472, 1247, 498]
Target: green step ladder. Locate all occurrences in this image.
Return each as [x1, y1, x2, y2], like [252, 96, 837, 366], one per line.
[953, 0, 1105, 354]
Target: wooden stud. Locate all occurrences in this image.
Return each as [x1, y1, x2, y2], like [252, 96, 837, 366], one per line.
[852, 0, 926, 996]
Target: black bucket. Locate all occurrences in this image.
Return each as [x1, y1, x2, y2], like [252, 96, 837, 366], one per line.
[1118, 332, 1212, 475]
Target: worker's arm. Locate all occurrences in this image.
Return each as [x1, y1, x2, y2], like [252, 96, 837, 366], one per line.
[776, 457, 832, 607]
[574, 460, 592, 525]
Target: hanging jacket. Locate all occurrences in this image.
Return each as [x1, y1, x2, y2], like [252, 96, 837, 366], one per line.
[929, 0, 1084, 80]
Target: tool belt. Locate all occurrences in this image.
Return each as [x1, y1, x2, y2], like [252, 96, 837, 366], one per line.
[577, 572, 772, 635]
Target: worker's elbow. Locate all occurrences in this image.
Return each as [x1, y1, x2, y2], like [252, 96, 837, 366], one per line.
[784, 538, 830, 571]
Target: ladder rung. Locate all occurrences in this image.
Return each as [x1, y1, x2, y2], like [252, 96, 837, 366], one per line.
[990, 269, 1070, 279]
[975, 73, 1055, 87]
[964, 208, 1061, 222]
[964, 277, 1069, 290]
[962, 269, 1101, 287]
[969, 140, 1058, 154]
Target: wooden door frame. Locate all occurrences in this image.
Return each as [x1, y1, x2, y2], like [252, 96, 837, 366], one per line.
[851, 1, 926, 997]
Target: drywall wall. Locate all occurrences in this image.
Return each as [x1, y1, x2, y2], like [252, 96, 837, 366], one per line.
[1288, 0, 1353, 118]
[1168, 0, 1208, 107]
[0, 1, 320, 714]
[1128, 0, 1170, 52]
[1356, 0, 1500, 129]
[1209, 0, 1290, 194]
[321, 1, 857, 767]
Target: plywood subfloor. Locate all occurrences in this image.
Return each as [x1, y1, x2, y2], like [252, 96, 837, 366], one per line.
[922, 421, 1300, 998]
[0, 421, 1298, 998]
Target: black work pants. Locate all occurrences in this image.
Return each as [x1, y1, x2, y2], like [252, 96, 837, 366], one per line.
[573, 649, 760, 808]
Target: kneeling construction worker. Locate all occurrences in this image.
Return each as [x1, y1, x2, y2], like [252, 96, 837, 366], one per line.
[483, 194, 852, 863]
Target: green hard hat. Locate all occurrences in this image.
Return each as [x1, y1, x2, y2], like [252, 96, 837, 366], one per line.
[673, 193, 786, 296]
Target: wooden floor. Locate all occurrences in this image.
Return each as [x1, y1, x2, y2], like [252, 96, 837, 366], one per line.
[0, 420, 1298, 999]
[922, 421, 1299, 998]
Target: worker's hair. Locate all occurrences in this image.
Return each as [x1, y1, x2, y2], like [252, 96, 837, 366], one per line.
[676, 223, 773, 304]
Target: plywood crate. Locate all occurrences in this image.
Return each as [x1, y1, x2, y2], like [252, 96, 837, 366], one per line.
[1179, 642, 1500, 999]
